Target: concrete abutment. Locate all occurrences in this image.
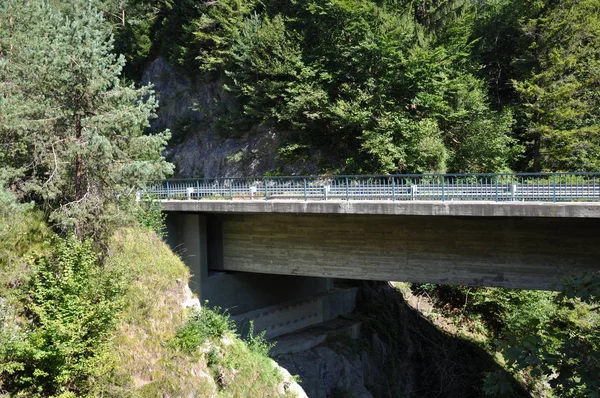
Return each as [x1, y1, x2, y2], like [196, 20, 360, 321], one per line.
[165, 212, 353, 338]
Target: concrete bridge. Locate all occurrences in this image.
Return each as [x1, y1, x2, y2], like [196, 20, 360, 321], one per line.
[157, 173, 600, 339]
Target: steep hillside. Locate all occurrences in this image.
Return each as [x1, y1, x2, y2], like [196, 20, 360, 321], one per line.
[103, 227, 304, 397]
[0, 200, 304, 397]
[142, 58, 324, 178]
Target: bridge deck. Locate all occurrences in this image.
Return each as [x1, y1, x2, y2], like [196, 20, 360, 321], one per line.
[162, 199, 600, 218]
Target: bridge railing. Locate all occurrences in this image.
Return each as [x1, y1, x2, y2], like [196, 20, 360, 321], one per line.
[142, 172, 600, 202]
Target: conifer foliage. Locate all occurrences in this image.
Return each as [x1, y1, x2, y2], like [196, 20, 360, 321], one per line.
[0, 0, 173, 240]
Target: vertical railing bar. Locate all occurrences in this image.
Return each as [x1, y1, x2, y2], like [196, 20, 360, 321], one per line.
[303, 178, 307, 201]
[264, 177, 269, 200]
[441, 175, 445, 201]
[345, 177, 349, 201]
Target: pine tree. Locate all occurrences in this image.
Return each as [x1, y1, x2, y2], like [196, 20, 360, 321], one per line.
[513, 0, 600, 171]
[0, 0, 173, 240]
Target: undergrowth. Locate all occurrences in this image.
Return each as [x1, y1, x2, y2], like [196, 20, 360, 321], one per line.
[407, 281, 600, 397]
[171, 307, 286, 397]
[0, 206, 294, 397]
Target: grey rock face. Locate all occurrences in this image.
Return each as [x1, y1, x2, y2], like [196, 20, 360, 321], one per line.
[275, 333, 392, 398]
[142, 58, 320, 178]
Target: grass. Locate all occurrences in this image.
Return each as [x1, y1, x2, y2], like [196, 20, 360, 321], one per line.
[100, 227, 215, 397]
[101, 227, 298, 397]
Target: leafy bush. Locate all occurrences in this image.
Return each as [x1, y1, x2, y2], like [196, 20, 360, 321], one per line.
[0, 236, 126, 397]
[135, 195, 167, 238]
[411, 283, 554, 338]
[172, 305, 235, 354]
[243, 320, 274, 356]
[490, 274, 600, 397]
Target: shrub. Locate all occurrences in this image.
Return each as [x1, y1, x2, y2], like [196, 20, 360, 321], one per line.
[172, 305, 235, 354]
[135, 195, 167, 238]
[0, 236, 126, 397]
[243, 320, 274, 356]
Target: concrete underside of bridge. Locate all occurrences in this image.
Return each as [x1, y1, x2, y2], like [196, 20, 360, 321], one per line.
[164, 205, 600, 336]
[167, 210, 600, 291]
[165, 213, 358, 338]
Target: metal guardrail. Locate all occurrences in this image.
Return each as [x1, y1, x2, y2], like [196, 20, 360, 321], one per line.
[141, 173, 600, 202]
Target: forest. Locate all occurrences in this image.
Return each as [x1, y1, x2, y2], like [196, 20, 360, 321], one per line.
[99, 0, 600, 175]
[0, 0, 599, 397]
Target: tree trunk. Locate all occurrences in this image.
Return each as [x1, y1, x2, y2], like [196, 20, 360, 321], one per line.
[75, 116, 83, 200]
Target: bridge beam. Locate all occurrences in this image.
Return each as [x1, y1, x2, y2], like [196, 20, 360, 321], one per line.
[165, 213, 335, 315]
[162, 199, 600, 218]
[205, 213, 600, 290]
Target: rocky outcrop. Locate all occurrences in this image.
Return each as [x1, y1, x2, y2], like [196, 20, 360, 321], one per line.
[275, 333, 391, 398]
[142, 58, 321, 178]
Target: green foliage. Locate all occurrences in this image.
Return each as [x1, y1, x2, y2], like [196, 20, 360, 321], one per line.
[98, 0, 600, 174]
[0, 182, 51, 302]
[226, 13, 328, 130]
[171, 306, 285, 396]
[491, 274, 600, 397]
[0, 0, 173, 241]
[415, 276, 600, 397]
[218, 1, 518, 174]
[512, 0, 600, 171]
[172, 305, 235, 354]
[135, 195, 166, 237]
[472, 0, 600, 172]
[0, 236, 126, 397]
[191, 0, 255, 73]
[243, 320, 275, 356]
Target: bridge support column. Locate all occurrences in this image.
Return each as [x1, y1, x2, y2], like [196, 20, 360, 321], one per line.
[165, 212, 337, 317]
[165, 212, 209, 298]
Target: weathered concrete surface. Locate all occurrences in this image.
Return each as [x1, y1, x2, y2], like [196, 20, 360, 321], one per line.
[232, 287, 357, 339]
[210, 213, 600, 290]
[162, 199, 600, 218]
[165, 212, 335, 316]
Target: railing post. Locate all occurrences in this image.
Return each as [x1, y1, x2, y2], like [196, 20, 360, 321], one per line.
[264, 177, 269, 200]
[345, 177, 349, 201]
[303, 178, 307, 201]
[229, 179, 233, 200]
[196, 180, 200, 199]
[495, 175, 499, 202]
[166, 181, 170, 199]
[441, 175, 445, 201]
[553, 173, 556, 203]
[392, 176, 396, 201]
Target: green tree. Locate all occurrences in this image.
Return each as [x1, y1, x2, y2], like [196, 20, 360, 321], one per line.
[221, 1, 518, 173]
[512, 0, 600, 171]
[0, 0, 173, 240]
[191, 0, 255, 73]
[0, 236, 126, 397]
[489, 274, 600, 397]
